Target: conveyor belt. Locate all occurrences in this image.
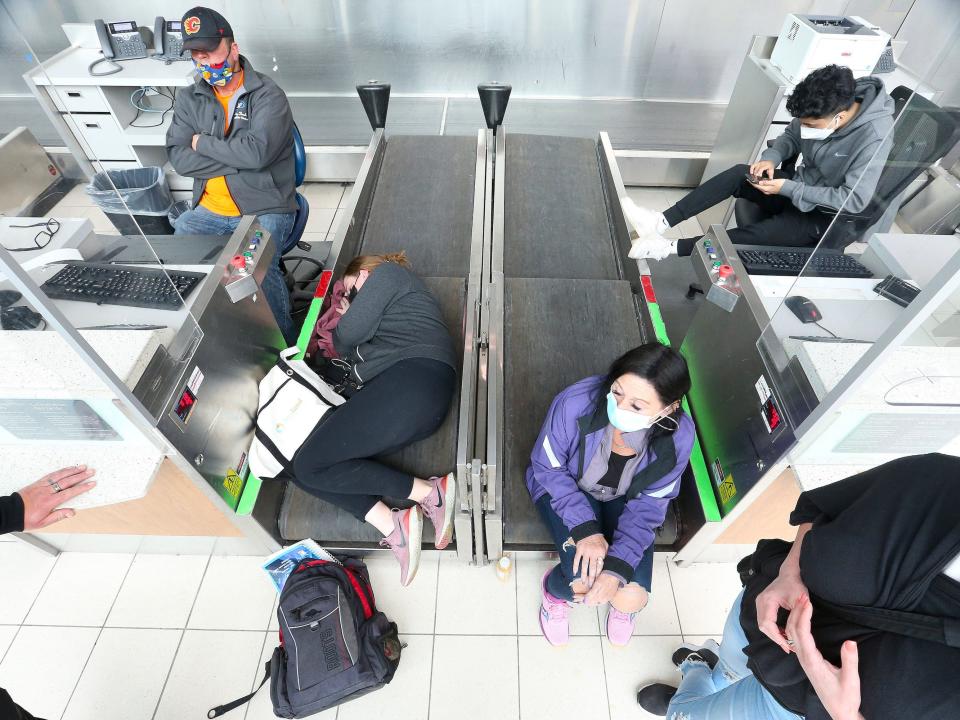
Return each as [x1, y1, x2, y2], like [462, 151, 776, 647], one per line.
[280, 276, 466, 544]
[504, 134, 619, 280]
[278, 134, 476, 546]
[502, 278, 644, 546]
[359, 135, 476, 278]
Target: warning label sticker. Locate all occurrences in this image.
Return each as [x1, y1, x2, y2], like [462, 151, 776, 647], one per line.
[719, 474, 738, 504]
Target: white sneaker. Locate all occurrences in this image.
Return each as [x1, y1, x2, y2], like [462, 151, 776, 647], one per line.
[620, 197, 675, 260]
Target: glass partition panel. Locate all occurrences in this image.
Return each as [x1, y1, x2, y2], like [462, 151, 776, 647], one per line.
[1, 4, 219, 426]
[756, 78, 960, 443]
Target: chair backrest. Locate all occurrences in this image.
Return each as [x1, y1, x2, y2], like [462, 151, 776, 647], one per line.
[292, 122, 306, 188]
[825, 86, 960, 247]
[851, 87, 959, 225]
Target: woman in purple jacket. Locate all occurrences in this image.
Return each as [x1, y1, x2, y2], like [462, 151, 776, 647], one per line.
[525, 343, 695, 647]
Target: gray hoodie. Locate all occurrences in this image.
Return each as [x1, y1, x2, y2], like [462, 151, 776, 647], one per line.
[333, 262, 457, 384]
[166, 56, 297, 216]
[762, 77, 895, 214]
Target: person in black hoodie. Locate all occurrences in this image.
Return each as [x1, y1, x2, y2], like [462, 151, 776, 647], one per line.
[637, 453, 960, 719]
[1, 465, 96, 720]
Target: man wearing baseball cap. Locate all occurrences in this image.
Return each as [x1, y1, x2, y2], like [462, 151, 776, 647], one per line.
[166, 6, 299, 342]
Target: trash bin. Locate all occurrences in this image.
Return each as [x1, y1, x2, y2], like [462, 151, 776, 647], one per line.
[86, 167, 175, 235]
[168, 200, 191, 230]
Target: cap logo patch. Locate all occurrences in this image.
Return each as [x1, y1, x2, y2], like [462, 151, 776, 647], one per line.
[184, 16, 201, 34]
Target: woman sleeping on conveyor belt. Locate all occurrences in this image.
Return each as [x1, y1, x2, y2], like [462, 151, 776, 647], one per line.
[294, 251, 458, 587]
[636, 452, 960, 720]
[525, 343, 695, 646]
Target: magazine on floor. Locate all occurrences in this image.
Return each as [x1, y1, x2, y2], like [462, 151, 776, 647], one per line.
[262, 538, 339, 592]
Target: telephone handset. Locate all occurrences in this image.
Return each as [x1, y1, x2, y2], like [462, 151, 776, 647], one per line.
[90, 20, 149, 76]
[153, 17, 191, 62]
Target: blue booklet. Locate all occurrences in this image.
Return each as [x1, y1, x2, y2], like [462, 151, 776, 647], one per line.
[262, 539, 338, 592]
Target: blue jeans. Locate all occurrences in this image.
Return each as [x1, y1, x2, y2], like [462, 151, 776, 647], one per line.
[534, 493, 655, 601]
[174, 205, 297, 343]
[666, 591, 803, 720]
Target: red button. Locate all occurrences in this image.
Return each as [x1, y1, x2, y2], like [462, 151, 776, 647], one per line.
[230, 256, 246, 270]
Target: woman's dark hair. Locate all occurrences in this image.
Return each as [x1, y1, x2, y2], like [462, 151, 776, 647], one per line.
[598, 343, 691, 435]
[786, 64, 856, 119]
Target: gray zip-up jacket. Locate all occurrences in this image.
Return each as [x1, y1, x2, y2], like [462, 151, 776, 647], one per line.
[333, 262, 457, 384]
[762, 77, 894, 214]
[166, 55, 297, 216]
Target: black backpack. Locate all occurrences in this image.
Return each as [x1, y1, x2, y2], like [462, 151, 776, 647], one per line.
[208, 557, 402, 719]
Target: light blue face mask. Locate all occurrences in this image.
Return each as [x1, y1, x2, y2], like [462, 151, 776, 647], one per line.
[606, 392, 658, 433]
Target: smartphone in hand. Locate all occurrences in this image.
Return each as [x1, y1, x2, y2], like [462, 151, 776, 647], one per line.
[745, 172, 764, 185]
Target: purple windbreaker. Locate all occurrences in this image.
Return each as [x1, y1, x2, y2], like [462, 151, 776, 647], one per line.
[524, 376, 695, 583]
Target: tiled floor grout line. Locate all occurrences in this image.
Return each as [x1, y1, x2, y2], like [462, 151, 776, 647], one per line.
[514, 556, 521, 720]
[597, 634, 614, 720]
[0, 543, 63, 668]
[58, 553, 137, 720]
[663, 560, 686, 643]
[242, 629, 272, 720]
[425, 553, 442, 720]
[149, 552, 214, 720]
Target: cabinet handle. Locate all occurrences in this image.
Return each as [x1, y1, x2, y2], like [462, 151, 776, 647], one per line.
[67, 91, 81, 97]
[84, 122, 100, 129]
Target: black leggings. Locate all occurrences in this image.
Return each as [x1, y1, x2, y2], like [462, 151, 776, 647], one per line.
[292, 357, 456, 520]
[665, 164, 834, 254]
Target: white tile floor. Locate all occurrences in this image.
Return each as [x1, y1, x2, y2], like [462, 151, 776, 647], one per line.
[0, 542, 739, 720]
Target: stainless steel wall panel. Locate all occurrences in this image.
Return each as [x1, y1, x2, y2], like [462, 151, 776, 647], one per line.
[444, 98, 725, 151]
[643, 0, 847, 101]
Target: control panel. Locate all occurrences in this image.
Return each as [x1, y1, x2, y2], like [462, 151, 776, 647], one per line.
[694, 234, 742, 313]
[223, 226, 272, 304]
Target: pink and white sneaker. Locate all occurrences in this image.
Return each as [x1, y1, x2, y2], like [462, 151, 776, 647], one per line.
[539, 571, 570, 646]
[420, 472, 456, 549]
[606, 606, 639, 646]
[379, 507, 423, 587]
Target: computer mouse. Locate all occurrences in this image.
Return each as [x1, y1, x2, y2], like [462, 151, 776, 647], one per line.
[0, 290, 22, 308]
[785, 295, 822, 324]
[1, 306, 45, 330]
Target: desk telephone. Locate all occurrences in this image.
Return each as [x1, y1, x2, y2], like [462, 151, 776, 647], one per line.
[154, 17, 191, 62]
[91, 19, 150, 75]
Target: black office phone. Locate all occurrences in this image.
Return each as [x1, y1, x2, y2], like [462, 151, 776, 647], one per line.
[94, 19, 148, 60]
[154, 17, 191, 62]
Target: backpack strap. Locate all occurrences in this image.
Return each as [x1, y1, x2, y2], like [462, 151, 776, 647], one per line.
[814, 596, 960, 649]
[207, 659, 271, 718]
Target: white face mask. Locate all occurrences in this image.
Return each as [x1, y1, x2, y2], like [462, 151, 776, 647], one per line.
[606, 392, 662, 433]
[800, 114, 840, 140]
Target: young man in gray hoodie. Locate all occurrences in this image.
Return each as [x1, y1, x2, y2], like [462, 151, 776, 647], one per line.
[623, 65, 895, 260]
[166, 7, 298, 342]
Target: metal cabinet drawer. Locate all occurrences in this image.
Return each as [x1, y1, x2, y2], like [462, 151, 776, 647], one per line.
[48, 85, 110, 113]
[63, 113, 136, 161]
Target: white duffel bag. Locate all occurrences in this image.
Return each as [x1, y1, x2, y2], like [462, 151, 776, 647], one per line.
[249, 347, 346, 481]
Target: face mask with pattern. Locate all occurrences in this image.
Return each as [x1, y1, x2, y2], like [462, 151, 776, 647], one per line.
[194, 57, 236, 87]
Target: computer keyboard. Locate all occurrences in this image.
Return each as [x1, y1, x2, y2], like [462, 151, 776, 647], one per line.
[41, 262, 205, 310]
[736, 246, 873, 279]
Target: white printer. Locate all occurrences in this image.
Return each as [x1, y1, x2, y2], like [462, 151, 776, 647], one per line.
[770, 14, 891, 84]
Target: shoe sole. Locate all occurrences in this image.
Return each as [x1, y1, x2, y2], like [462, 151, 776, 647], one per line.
[435, 472, 456, 550]
[402, 507, 423, 587]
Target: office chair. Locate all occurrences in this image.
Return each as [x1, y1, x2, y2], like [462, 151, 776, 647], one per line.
[282, 122, 325, 325]
[733, 86, 960, 248]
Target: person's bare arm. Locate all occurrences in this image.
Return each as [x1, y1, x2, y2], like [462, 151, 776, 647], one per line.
[787, 595, 865, 720]
[756, 522, 812, 653]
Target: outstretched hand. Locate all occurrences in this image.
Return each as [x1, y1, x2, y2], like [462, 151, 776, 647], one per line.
[18, 466, 96, 531]
[786, 595, 863, 720]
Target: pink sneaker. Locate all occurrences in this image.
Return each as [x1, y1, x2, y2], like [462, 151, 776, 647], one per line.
[606, 606, 638, 646]
[420, 472, 456, 549]
[539, 571, 570, 646]
[379, 507, 423, 587]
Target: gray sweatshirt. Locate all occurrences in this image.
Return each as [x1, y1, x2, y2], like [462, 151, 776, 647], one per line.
[166, 56, 297, 216]
[762, 77, 895, 214]
[333, 263, 457, 384]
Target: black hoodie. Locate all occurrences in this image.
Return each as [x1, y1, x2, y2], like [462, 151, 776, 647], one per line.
[740, 453, 960, 719]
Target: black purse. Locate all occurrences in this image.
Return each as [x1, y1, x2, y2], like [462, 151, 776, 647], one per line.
[312, 356, 364, 398]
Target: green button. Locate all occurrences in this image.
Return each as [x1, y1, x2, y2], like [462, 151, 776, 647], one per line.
[243, 252, 254, 259]
[255, 231, 263, 238]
